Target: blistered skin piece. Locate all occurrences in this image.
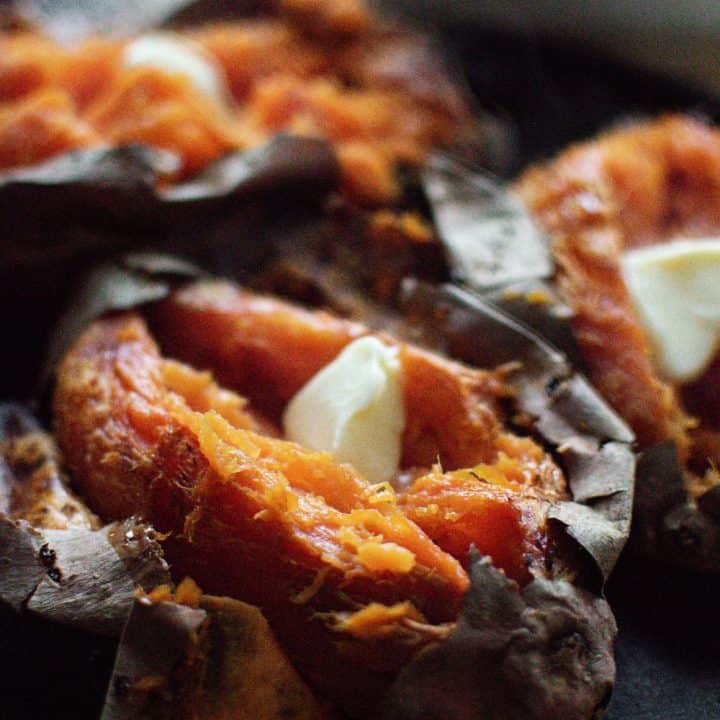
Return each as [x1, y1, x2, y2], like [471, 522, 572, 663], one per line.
[516, 115, 720, 476]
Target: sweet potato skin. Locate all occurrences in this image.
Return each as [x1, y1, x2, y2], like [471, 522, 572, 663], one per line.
[516, 116, 720, 474]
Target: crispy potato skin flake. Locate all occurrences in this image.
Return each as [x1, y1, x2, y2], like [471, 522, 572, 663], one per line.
[516, 115, 720, 474]
[54, 287, 566, 698]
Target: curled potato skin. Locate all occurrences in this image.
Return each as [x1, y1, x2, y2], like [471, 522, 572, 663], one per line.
[516, 115, 720, 476]
[54, 285, 566, 704]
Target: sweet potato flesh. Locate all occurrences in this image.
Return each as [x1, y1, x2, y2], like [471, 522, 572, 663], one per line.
[0, 1, 469, 203]
[516, 115, 720, 486]
[146, 281, 528, 472]
[54, 285, 565, 699]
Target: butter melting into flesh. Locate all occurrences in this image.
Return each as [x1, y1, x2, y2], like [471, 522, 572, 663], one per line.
[621, 239, 720, 382]
[283, 337, 405, 483]
[123, 34, 226, 101]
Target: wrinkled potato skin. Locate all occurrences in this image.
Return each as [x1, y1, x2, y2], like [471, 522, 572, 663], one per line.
[516, 116, 720, 473]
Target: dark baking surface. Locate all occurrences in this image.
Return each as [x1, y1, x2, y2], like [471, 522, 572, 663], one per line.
[452, 29, 720, 175]
[606, 555, 720, 720]
[2, 19, 720, 720]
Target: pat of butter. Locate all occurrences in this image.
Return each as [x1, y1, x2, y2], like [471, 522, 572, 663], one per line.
[283, 337, 405, 483]
[621, 239, 720, 382]
[123, 34, 225, 101]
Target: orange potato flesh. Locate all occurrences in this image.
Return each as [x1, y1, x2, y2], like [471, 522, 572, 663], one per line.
[401, 433, 563, 584]
[0, 88, 98, 169]
[0, 5, 468, 203]
[53, 311, 476, 699]
[279, 0, 373, 36]
[147, 281, 566, 580]
[54, 310, 468, 577]
[85, 68, 242, 178]
[189, 22, 332, 101]
[516, 115, 720, 476]
[54, 311, 468, 600]
[0, 33, 66, 103]
[400, 465, 553, 586]
[146, 280, 519, 471]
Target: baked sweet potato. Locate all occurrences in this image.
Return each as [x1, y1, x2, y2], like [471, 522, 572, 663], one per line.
[514, 115, 720, 570]
[0, 0, 473, 203]
[53, 280, 566, 708]
[516, 115, 720, 480]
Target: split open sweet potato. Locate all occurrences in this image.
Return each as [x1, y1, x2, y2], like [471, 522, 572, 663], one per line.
[516, 115, 720, 489]
[53, 280, 567, 706]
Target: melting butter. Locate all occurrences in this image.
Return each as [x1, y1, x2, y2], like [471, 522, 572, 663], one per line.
[123, 34, 226, 101]
[283, 337, 405, 483]
[621, 239, 720, 382]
